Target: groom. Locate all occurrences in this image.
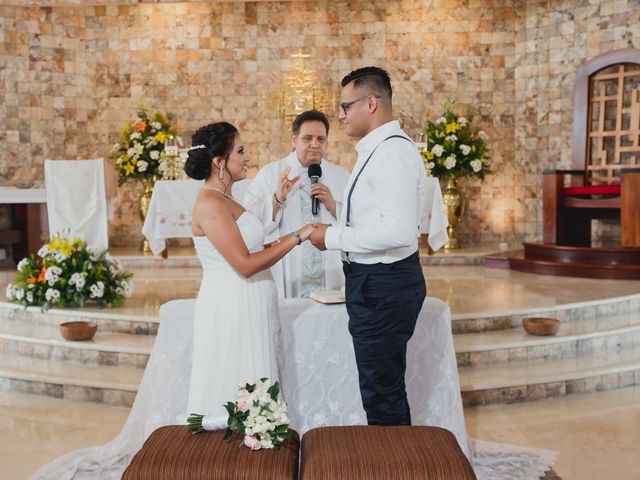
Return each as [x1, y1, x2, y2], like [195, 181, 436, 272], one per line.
[309, 67, 428, 426]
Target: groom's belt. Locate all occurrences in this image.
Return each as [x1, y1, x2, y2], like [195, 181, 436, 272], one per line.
[342, 251, 419, 274]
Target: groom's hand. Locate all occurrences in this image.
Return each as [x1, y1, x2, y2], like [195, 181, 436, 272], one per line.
[309, 224, 329, 251]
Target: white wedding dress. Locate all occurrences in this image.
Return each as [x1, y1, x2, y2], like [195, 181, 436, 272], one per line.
[188, 212, 280, 418]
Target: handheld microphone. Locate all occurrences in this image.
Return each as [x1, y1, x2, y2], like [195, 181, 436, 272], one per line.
[308, 163, 322, 216]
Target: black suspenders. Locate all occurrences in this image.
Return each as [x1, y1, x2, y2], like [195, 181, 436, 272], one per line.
[345, 134, 414, 227]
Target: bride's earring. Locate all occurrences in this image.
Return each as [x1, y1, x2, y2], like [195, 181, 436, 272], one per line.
[218, 163, 225, 181]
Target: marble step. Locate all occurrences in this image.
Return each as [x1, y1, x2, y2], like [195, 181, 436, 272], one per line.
[0, 351, 142, 406]
[460, 346, 640, 407]
[455, 312, 640, 366]
[0, 318, 152, 368]
[0, 301, 160, 335]
[451, 294, 640, 333]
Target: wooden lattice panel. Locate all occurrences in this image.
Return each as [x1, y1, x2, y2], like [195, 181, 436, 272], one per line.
[587, 63, 640, 185]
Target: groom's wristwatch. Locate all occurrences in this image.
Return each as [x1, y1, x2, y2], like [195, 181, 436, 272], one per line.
[290, 230, 302, 246]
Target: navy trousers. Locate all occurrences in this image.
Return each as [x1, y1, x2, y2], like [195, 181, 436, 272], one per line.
[343, 251, 427, 426]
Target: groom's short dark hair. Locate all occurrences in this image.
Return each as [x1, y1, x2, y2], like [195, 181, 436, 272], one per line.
[341, 66, 392, 101]
[292, 110, 330, 136]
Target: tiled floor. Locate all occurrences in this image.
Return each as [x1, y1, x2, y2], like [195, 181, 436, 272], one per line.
[2, 385, 639, 480]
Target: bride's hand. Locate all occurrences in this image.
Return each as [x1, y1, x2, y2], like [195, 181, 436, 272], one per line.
[299, 223, 318, 241]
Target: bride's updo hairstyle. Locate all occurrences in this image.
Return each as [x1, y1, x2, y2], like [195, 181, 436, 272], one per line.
[184, 122, 238, 180]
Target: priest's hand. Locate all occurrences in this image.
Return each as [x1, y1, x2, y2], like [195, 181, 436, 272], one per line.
[309, 223, 329, 251]
[277, 167, 300, 203]
[310, 182, 337, 218]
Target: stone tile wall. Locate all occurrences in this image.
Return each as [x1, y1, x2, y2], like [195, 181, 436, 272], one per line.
[0, 1, 638, 247]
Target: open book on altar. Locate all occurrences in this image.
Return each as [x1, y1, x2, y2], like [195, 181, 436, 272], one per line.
[309, 290, 346, 304]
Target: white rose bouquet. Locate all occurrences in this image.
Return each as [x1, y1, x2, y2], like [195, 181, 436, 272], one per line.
[186, 377, 291, 450]
[5, 233, 134, 311]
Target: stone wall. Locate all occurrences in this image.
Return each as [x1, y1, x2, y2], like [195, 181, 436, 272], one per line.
[0, 1, 638, 247]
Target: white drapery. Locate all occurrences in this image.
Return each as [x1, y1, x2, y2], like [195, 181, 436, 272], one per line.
[44, 158, 109, 249]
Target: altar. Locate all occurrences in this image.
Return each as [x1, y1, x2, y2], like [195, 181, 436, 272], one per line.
[142, 178, 449, 255]
[145, 296, 470, 459]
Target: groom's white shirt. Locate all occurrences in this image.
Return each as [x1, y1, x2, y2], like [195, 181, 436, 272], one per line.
[325, 120, 428, 265]
[244, 151, 350, 298]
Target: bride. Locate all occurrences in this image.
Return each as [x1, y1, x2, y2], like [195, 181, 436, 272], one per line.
[184, 122, 315, 419]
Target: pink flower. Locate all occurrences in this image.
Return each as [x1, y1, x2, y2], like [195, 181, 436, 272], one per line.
[236, 391, 251, 412]
[244, 435, 261, 450]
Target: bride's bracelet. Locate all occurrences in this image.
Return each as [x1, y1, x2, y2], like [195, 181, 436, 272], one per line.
[289, 230, 302, 246]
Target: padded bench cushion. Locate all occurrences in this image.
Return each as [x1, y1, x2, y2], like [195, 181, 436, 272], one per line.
[300, 426, 476, 480]
[123, 425, 299, 480]
[564, 185, 621, 196]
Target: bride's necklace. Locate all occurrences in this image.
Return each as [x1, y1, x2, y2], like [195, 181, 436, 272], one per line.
[201, 185, 234, 199]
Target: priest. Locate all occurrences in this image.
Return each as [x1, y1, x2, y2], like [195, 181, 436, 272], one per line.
[244, 110, 350, 298]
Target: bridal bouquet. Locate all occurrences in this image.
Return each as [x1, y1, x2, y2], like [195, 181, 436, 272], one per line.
[187, 378, 291, 450]
[5, 233, 134, 311]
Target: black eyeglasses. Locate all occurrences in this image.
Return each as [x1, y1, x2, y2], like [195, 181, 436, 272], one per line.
[340, 95, 381, 114]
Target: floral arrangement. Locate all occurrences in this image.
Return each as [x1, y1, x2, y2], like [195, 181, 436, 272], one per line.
[422, 98, 491, 180]
[5, 234, 134, 310]
[111, 106, 182, 184]
[187, 378, 291, 450]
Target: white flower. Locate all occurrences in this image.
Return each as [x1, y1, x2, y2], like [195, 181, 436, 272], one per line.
[432, 144, 444, 157]
[116, 156, 124, 165]
[87, 246, 101, 262]
[15, 288, 25, 301]
[89, 281, 105, 299]
[471, 160, 483, 173]
[17, 258, 30, 272]
[120, 280, 134, 297]
[151, 121, 162, 130]
[435, 116, 447, 125]
[137, 161, 148, 172]
[110, 143, 120, 153]
[127, 147, 136, 157]
[130, 132, 141, 140]
[150, 150, 160, 160]
[53, 252, 67, 263]
[458, 117, 468, 126]
[427, 161, 435, 170]
[459, 144, 471, 155]
[26, 291, 34, 303]
[45, 266, 62, 286]
[69, 272, 87, 290]
[45, 288, 60, 303]
[478, 130, 488, 141]
[37, 245, 49, 257]
[158, 160, 167, 173]
[444, 155, 457, 170]
[5, 283, 15, 300]
[445, 134, 458, 143]
[133, 143, 144, 155]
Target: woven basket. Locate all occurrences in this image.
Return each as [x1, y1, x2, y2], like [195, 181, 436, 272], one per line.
[522, 317, 560, 336]
[59, 321, 97, 341]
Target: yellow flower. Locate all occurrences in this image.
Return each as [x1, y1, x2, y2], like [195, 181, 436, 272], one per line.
[426, 151, 434, 160]
[155, 131, 166, 144]
[445, 122, 460, 134]
[72, 237, 86, 249]
[124, 164, 135, 176]
[48, 237, 61, 251]
[59, 239, 73, 257]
